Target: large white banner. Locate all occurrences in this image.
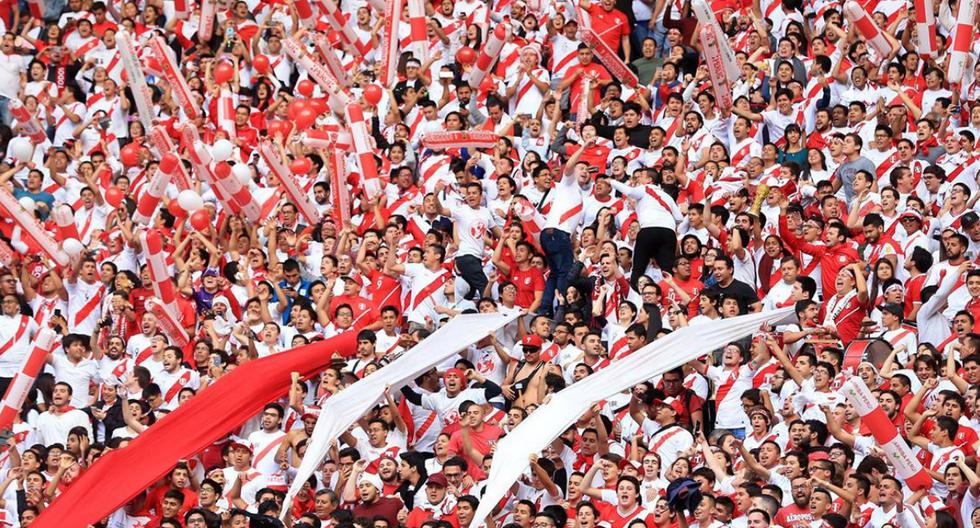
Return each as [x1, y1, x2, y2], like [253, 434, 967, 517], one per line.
[283, 311, 522, 513]
[472, 308, 796, 525]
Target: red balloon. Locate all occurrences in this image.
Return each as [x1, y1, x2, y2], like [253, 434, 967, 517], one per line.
[214, 161, 232, 178]
[290, 157, 312, 175]
[296, 108, 317, 130]
[159, 153, 179, 173]
[455, 46, 477, 66]
[167, 200, 186, 218]
[297, 79, 315, 98]
[253, 54, 270, 74]
[287, 101, 302, 120]
[480, 76, 495, 93]
[268, 120, 292, 138]
[120, 143, 140, 167]
[105, 186, 125, 208]
[363, 84, 383, 105]
[311, 98, 329, 116]
[493, 24, 507, 40]
[214, 62, 235, 84]
[190, 209, 211, 232]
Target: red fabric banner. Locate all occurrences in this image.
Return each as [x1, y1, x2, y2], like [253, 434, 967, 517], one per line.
[32, 331, 357, 527]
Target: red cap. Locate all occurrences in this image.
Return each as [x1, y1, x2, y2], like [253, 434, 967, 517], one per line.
[521, 335, 543, 348]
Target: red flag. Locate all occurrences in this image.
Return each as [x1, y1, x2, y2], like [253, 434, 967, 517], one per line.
[32, 331, 357, 527]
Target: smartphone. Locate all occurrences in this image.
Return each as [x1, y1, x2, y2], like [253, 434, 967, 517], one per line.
[99, 117, 110, 131]
[53, 309, 61, 319]
[210, 354, 222, 367]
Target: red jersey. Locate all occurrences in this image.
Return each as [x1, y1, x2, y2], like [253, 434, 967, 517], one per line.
[564, 63, 612, 112]
[587, 4, 631, 53]
[511, 266, 545, 309]
[368, 269, 403, 313]
[774, 504, 813, 528]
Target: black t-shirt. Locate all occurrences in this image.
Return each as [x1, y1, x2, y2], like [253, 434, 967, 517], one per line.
[706, 279, 759, 314]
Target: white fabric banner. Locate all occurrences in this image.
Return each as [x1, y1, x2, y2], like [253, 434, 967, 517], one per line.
[472, 308, 796, 526]
[283, 311, 521, 513]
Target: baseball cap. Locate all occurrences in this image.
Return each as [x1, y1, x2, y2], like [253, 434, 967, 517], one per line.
[877, 303, 904, 318]
[651, 397, 684, 415]
[962, 211, 979, 229]
[427, 472, 449, 488]
[521, 335, 543, 348]
[228, 436, 253, 453]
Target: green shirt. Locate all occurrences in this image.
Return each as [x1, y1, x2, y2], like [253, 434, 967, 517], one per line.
[633, 57, 663, 86]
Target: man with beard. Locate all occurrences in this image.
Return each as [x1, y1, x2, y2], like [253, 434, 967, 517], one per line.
[351, 472, 404, 526]
[154, 346, 201, 411]
[377, 454, 402, 495]
[861, 214, 902, 270]
[773, 475, 813, 528]
[248, 403, 287, 482]
[93, 333, 130, 390]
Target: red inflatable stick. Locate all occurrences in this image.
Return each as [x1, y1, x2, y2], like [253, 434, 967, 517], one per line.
[840, 377, 933, 491]
[0, 188, 69, 267]
[913, 0, 937, 58]
[133, 154, 178, 225]
[198, 0, 216, 42]
[148, 126, 192, 191]
[216, 89, 236, 140]
[345, 104, 382, 199]
[328, 149, 351, 226]
[469, 23, 509, 89]
[258, 141, 322, 225]
[699, 26, 733, 112]
[948, 0, 976, 84]
[51, 204, 80, 242]
[148, 37, 199, 119]
[577, 12, 638, 88]
[312, 34, 353, 88]
[0, 328, 58, 432]
[379, 0, 403, 85]
[317, 0, 365, 56]
[9, 99, 47, 144]
[843, 1, 894, 59]
[117, 30, 155, 132]
[407, 0, 428, 62]
[283, 36, 350, 114]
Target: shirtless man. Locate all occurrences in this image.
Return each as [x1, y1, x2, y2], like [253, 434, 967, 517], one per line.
[503, 335, 550, 407]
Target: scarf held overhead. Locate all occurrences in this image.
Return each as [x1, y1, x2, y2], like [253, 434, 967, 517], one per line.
[32, 331, 359, 528]
[472, 308, 797, 526]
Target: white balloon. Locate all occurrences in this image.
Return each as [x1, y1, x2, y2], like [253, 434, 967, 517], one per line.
[63, 238, 84, 257]
[211, 139, 234, 162]
[232, 163, 251, 186]
[11, 141, 33, 163]
[17, 197, 35, 213]
[177, 190, 205, 212]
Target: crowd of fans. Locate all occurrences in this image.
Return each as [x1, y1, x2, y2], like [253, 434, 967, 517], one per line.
[1, 0, 980, 526]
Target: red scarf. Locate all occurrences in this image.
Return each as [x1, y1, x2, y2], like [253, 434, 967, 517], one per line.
[917, 136, 939, 156]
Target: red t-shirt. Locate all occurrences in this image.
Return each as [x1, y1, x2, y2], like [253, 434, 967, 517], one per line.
[329, 294, 379, 329]
[511, 266, 545, 309]
[597, 502, 656, 528]
[564, 63, 612, 112]
[774, 504, 813, 528]
[587, 4, 631, 54]
[368, 269, 403, 313]
[447, 424, 504, 477]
